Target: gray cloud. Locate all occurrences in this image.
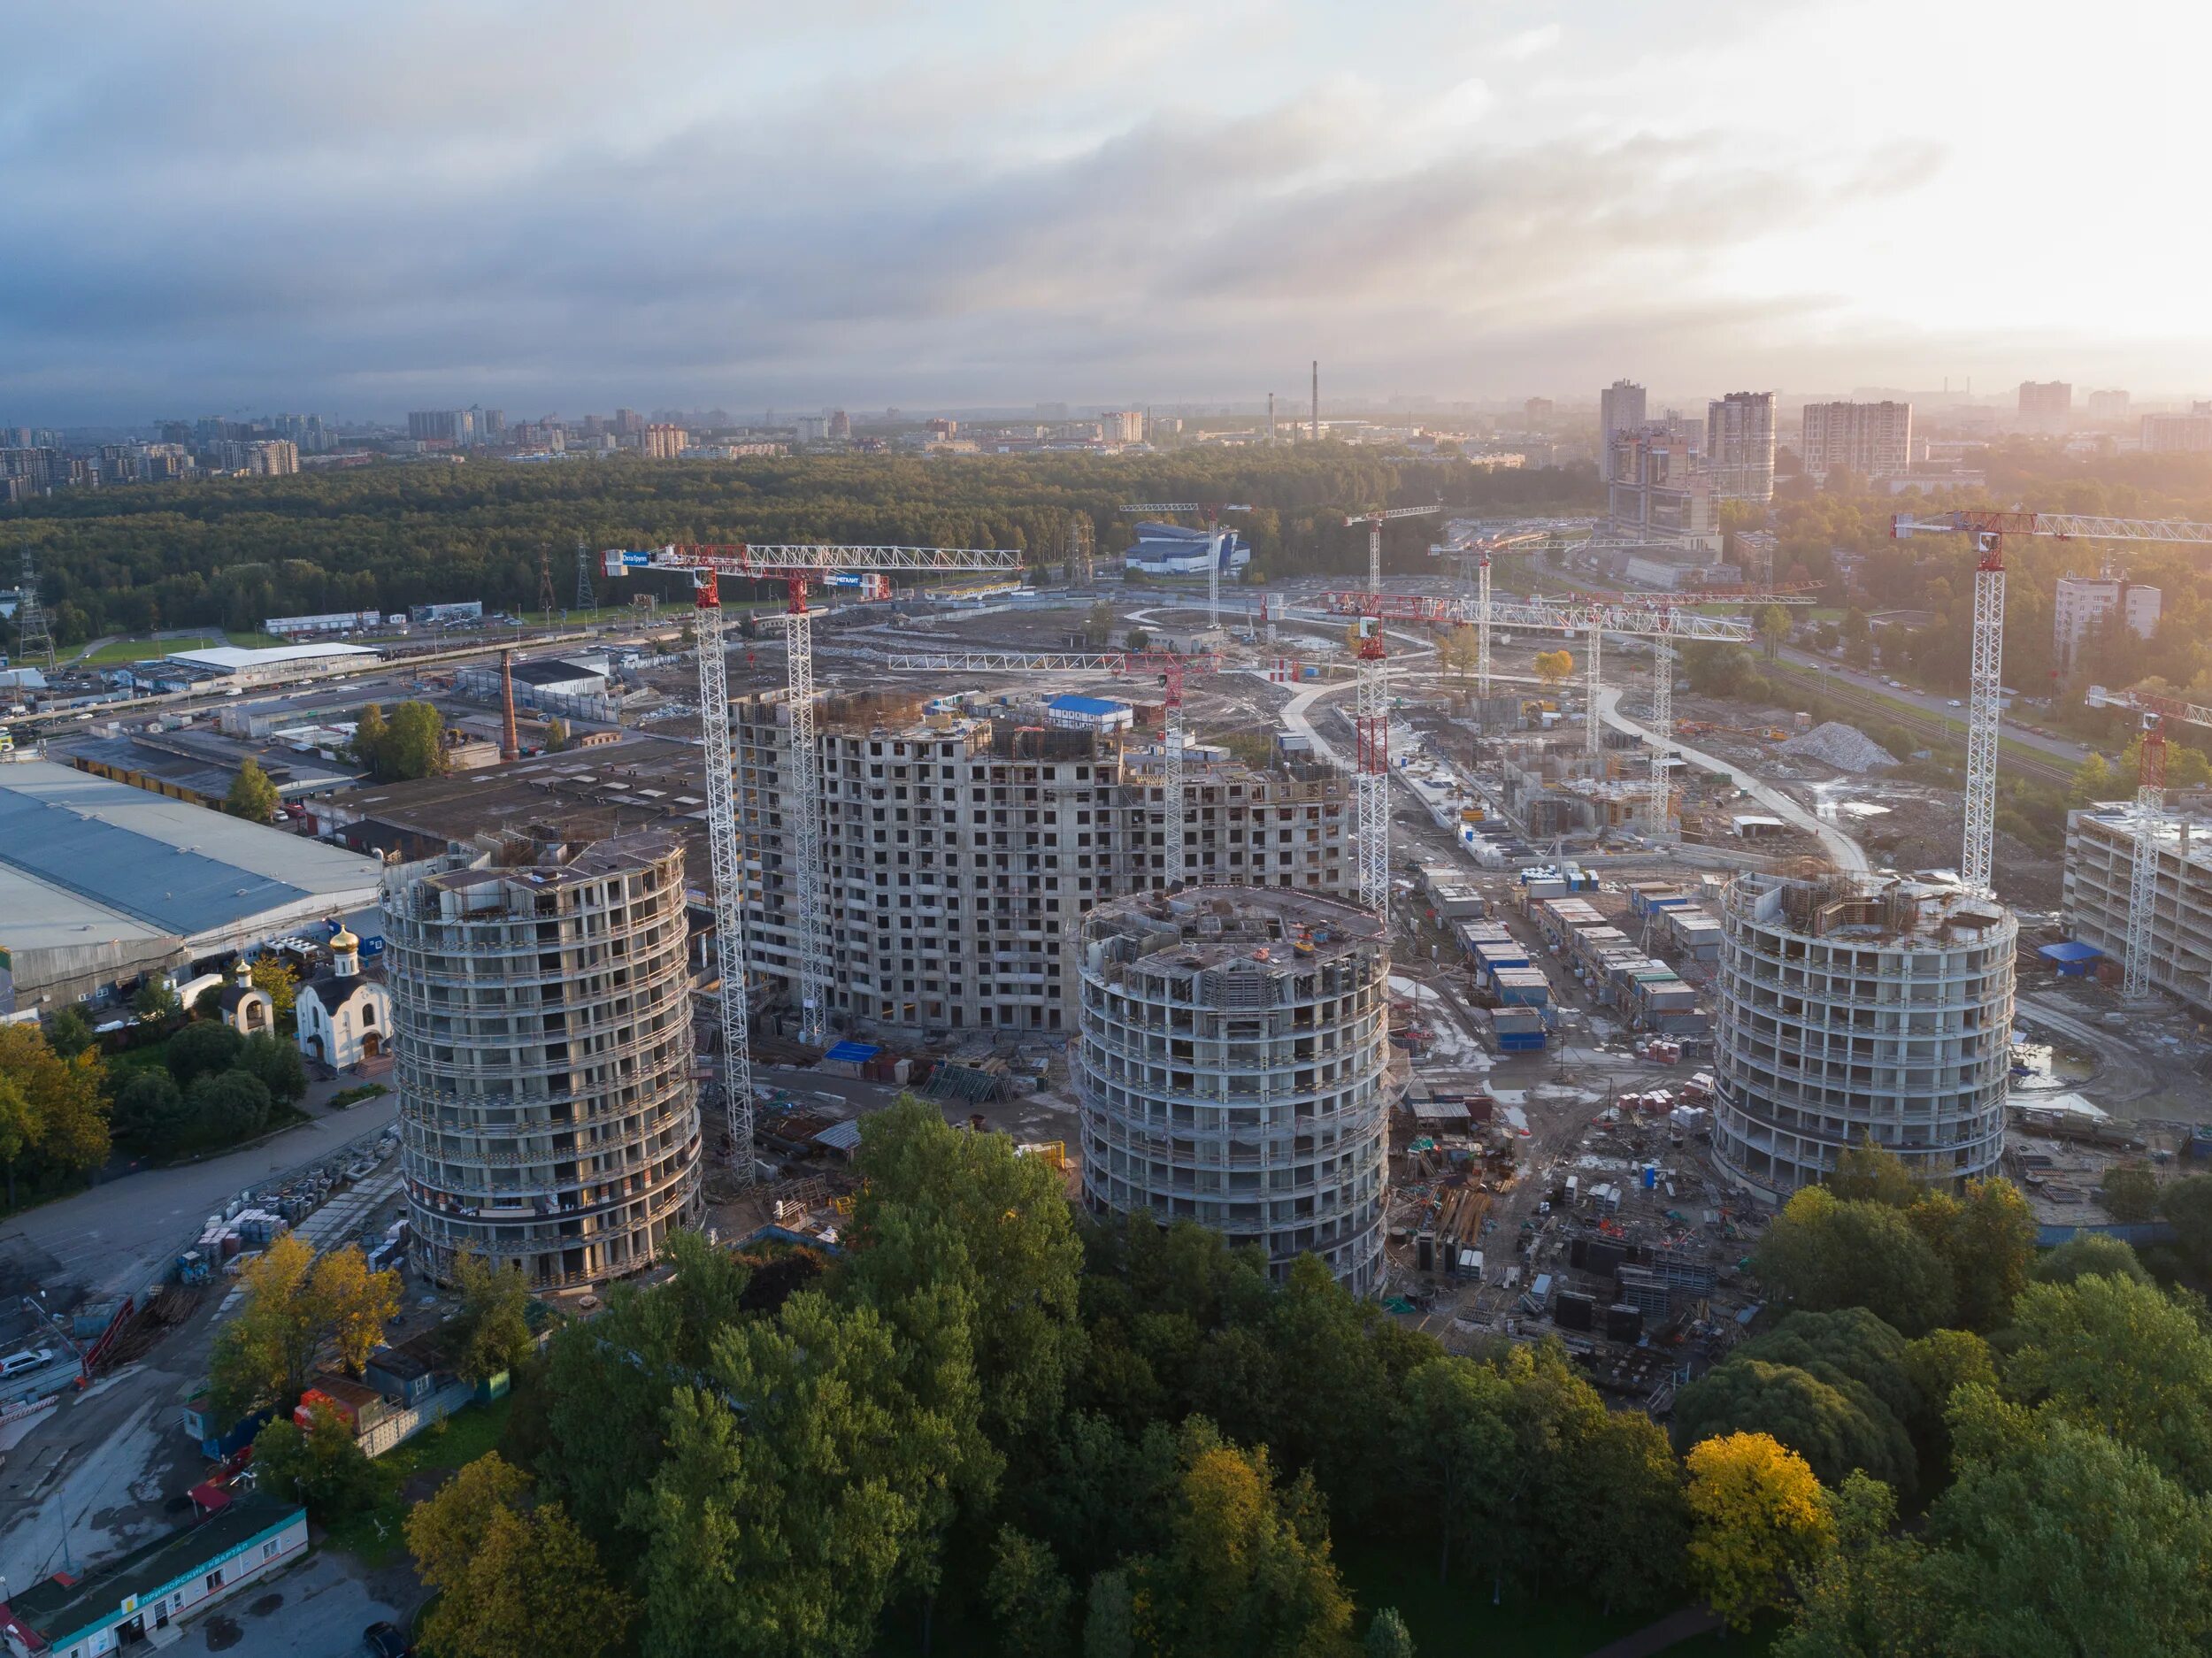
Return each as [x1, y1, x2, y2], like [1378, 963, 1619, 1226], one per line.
[0, 3, 2146, 420]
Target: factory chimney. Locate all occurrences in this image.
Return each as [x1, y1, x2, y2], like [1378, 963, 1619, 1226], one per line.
[500, 648, 520, 762]
[1268, 392, 1275, 444]
[1311, 360, 1319, 441]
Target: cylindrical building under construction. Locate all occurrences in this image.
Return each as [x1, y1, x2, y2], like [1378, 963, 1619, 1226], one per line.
[1073, 887, 1392, 1293]
[1712, 871, 2016, 1201]
[385, 832, 703, 1288]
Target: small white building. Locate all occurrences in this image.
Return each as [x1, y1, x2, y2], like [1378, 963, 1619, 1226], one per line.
[210, 957, 275, 1036]
[1044, 694, 1135, 734]
[294, 929, 390, 1068]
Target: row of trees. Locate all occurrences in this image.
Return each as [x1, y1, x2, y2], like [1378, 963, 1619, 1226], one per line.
[0, 451, 1601, 649]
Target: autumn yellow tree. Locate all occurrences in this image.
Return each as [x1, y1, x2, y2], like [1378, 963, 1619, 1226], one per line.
[0, 1024, 111, 1207]
[208, 1235, 400, 1416]
[1534, 649, 1575, 693]
[409, 1452, 635, 1658]
[249, 957, 299, 1025]
[1684, 1432, 1836, 1631]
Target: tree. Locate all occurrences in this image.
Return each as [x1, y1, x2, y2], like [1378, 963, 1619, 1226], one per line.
[1133, 1438, 1356, 1658]
[251, 1402, 387, 1519]
[0, 1077, 35, 1213]
[1840, 609, 1874, 669]
[1084, 601, 1116, 647]
[635, 1291, 964, 1658]
[540, 1231, 753, 1568]
[1909, 1178, 2036, 1331]
[1922, 1387, 2212, 1658]
[453, 1247, 536, 1383]
[1773, 1472, 1944, 1658]
[841, 1097, 1086, 1448]
[1758, 604, 1793, 660]
[408, 1452, 636, 1658]
[2161, 1173, 2212, 1278]
[186, 1068, 273, 1141]
[1754, 1186, 1956, 1335]
[111, 1069, 190, 1154]
[2032, 1232, 2149, 1286]
[225, 756, 280, 821]
[986, 1528, 1073, 1658]
[1673, 1359, 1914, 1497]
[167, 1019, 245, 1085]
[2070, 751, 2115, 804]
[132, 977, 180, 1022]
[1824, 1137, 1922, 1209]
[1533, 649, 1574, 692]
[1395, 1355, 1517, 1585]
[352, 702, 388, 772]
[2003, 1271, 2212, 1491]
[1363, 1608, 1416, 1658]
[545, 717, 571, 752]
[1082, 1571, 1133, 1658]
[1683, 1432, 1836, 1632]
[0, 1024, 110, 1201]
[2100, 1162, 2161, 1224]
[207, 1235, 400, 1416]
[250, 956, 299, 1024]
[237, 1032, 306, 1103]
[43, 1007, 95, 1059]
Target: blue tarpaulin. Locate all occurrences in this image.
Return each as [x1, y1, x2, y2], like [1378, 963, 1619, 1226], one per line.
[2039, 940, 2104, 977]
[823, 1040, 880, 1063]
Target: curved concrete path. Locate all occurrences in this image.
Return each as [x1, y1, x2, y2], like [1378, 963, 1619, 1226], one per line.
[1600, 687, 1868, 871]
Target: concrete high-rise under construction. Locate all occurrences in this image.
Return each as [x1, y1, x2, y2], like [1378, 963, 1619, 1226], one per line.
[386, 832, 703, 1287]
[729, 690, 1352, 1037]
[1072, 887, 1392, 1292]
[1711, 872, 2015, 1201]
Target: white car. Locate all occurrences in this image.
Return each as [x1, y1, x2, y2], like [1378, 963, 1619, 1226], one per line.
[1948, 699, 1962, 708]
[0, 1347, 56, 1378]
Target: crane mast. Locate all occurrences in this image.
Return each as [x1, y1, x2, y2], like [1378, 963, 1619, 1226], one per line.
[1343, 504, 1440, 596]
[1353, 626, 1391, 915]
[605, 540, 1019, 1063]
[2125, 715, 2167, 1003]
[688, 572, 758, 1178]
[1120, 503, 1250, 632]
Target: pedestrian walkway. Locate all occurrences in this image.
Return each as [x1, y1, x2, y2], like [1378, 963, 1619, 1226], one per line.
[1583, 1605, 1723, 1657]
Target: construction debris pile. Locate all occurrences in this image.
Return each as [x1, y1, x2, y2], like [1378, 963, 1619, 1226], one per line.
[1778, 720, 1898, 772]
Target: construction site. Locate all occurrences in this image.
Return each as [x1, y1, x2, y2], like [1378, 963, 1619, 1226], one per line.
[18, 505, 2212, 1430]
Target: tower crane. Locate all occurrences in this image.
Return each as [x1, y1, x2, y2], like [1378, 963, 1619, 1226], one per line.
[2087, 683, 2212, 1002]
[1449, 530, 1546, 701]
[1324, 587, 1756, 838]
[1119, 503, 1252, 631]
[1343, 504, 1440, 595]
[883, 649, 1218, 887]
[1893, 508, 2212, 895]
[603, 541, 1022, 1171]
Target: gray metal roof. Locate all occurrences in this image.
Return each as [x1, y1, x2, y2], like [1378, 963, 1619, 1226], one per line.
[0, 761, 383, 942]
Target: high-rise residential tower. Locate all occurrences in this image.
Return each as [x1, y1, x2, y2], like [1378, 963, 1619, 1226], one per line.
[1706, 391, 1777, 502]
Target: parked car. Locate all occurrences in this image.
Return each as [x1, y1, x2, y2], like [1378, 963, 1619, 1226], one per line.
[0, 1348, 56, 1378]
[364, 1623, 412, 1658]
[1947, 698, 1963, 708]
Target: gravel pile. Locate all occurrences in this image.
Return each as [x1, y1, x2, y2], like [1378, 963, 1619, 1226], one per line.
[1778, 720, 1899, 772]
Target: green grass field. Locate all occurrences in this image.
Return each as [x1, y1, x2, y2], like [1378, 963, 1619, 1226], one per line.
[324, 1393, 515, 1567]
[70, 629, 286, 665]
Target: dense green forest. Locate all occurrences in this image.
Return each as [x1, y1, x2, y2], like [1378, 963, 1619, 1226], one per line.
[0, 449, 1599, 647]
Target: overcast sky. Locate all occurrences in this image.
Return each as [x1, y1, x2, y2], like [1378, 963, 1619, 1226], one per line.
[4, 2, 2200, 423]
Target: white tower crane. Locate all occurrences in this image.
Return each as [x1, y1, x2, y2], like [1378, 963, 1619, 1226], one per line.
[884, 648, 1218, 887]
[1894, 509, 2212, 896]
[1352, 624, 1393, 914]
[605, 541, 1022, 1095]
[1343, 504, 1440, 595]
[1119, 503, 1252, 631]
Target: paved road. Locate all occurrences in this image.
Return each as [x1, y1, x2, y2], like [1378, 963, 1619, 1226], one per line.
[0, 1095, 398, 1301]
[1600, 687, 1869, 871]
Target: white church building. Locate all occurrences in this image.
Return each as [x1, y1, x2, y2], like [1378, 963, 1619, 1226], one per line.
[294, 928, 391, 1069]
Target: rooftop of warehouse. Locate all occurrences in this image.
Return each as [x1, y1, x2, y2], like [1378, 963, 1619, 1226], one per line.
[166, 642, 379, 671]
[0, 760, 384, 943]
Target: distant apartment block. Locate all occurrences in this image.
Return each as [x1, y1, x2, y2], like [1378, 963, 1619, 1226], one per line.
[244, 439, 298, 476]
[1524, 397, 1554, 427]
[2142, 410, 2212, 453]
[1798, 401, 1912, 480]
[793, 415, 830, 441]
[2018, 380, 2072, 430]
[2054, 572, 2161, 670]
[828, 410, 852, 440]
[1606, 426, 1717, 552]
[2085, 388, 2131, 424]
[643, 424, 689, 459]
[1706, 392, 1777, 502]
[1103, 410, 1145, 444]
[1600, 380, 1647, 439]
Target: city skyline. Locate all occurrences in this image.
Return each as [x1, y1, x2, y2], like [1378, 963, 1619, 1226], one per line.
[7, 2, 2208, 421]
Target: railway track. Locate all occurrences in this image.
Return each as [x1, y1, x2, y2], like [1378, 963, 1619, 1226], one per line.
[1763, 665, 2076, 787]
